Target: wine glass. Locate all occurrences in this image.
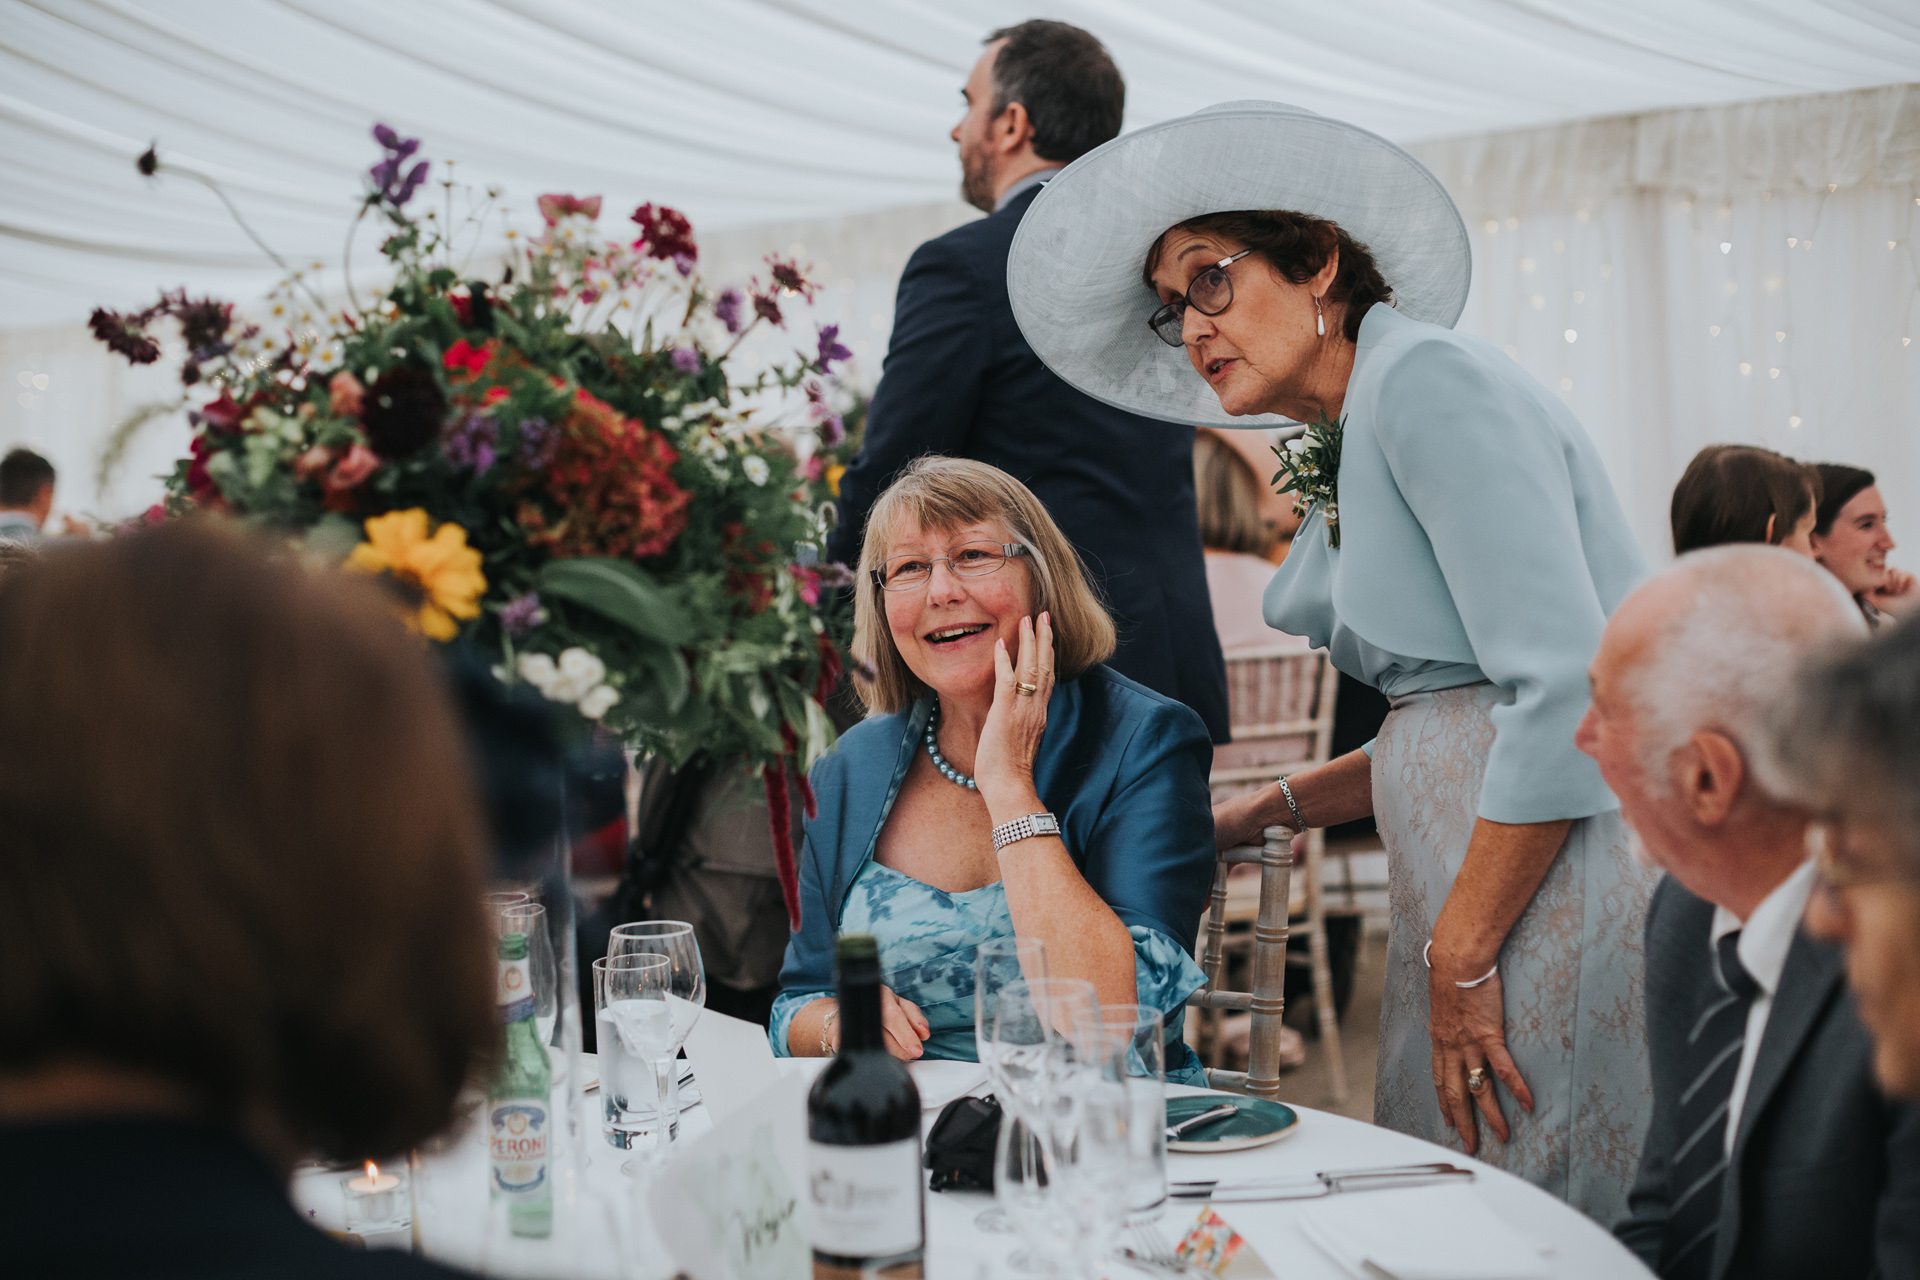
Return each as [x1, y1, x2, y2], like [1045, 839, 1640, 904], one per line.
[992, 977, 1097, 1124]
[975, 937, 1047, 1232]
[498, 903, 557, 1047]
[1074, 1004, 1169, 1223]
[995, 1107, 1077, 1274]
[592, 954, 675, 1156]
[606, 921, 704, 1163]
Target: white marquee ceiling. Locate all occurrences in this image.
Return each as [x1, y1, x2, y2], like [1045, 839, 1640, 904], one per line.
[4, 0, 1918, 328]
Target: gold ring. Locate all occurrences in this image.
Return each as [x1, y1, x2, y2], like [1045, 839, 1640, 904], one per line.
[1467, 1067, 1488, 1095]
[1014, 681, 1039, 697]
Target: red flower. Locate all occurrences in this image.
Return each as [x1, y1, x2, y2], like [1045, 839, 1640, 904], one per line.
[195, 393, 247, 435]
[444, 339, 489, 376]
[538, 193, 602, 225]
[630, 203, 697, 263]
[186, 435, 220, 503]
[483, 386, 510, 405]
[328, 443, 381, 491]
[328, 371, 364, 418]
[293, 443, 337, 481]
[515, 390, 690, 561]
[790, 564, 821, 606]
[451, 293, 473, 325]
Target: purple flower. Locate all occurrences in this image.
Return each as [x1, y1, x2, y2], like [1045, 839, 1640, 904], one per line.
[713, 288, 744, 335]
[513, 416, 556, 469]
[815, 563, 855, 590]
[442, 411, 498, 472]
[369, 123, 429, 206]
[500, 593, 549, 639]
[814, 323, 852, 372]
[670, 346, 700, 374]
[818, 412, 846, 446]
[673, 252, 695, 277]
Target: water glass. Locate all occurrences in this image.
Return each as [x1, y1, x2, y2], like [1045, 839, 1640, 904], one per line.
[975, 936, 1049, 1071]
[497, 903, 558, 1047]
[592, 954, 674, 1154]
[606, 921, 704, 1153]
[990, 977, 1097, 1124]
[1074, 1004, 1168, 1220]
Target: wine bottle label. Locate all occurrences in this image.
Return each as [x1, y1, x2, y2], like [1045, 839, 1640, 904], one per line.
[497, 957, 535, 1023]
[806, 1138, 923, 1258]
[489, 1098, 550, 1197]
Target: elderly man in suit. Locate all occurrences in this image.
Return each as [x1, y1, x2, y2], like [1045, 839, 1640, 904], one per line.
[827, 20, 1230, 742]
[1576, 544, 1920, 1280]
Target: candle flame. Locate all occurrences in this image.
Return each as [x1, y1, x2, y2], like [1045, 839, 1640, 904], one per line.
[365, 1160, 379, 1181]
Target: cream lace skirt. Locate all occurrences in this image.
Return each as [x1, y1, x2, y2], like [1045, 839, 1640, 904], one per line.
[1372, 682, 1656, 1226]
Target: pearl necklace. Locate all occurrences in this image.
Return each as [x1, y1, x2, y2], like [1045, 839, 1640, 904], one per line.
[924, 699, 977, 791]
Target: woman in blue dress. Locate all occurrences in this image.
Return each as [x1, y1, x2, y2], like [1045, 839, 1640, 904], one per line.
[1004, 102, 1658, 1223]
[772, 457, 1215, 1082]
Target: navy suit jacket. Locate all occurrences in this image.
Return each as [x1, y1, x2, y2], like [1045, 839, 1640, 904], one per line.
[1615, 875, 1920, 1280]
[828, 185, 1230, 743]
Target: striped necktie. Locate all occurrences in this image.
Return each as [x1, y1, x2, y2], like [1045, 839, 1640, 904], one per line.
[1659, 930, 1759, 1279]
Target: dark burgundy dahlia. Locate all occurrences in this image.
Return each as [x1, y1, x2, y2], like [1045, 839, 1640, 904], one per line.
[360, 366, 446, 459]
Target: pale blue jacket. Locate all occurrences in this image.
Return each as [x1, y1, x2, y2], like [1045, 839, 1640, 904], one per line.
[1264, 304, 1645, 824]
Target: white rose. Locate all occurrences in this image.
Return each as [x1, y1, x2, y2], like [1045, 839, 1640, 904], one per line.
[577, 684, 620, 720]
[517, 652, 559, 695]
[1286, 438, 1308, 454]
[743, 455, 770, 486]
[557, 647, 606, 688]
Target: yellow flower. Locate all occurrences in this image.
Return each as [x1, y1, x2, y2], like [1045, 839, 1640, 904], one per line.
[827, 464, 846, 497]
[347, 509, 487, 641]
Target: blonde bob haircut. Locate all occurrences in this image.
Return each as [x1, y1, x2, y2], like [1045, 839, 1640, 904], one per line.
[853, 457, 1116, 715]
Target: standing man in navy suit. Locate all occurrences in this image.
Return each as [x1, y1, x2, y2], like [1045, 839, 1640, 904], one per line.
[828, 20, 1230, 743]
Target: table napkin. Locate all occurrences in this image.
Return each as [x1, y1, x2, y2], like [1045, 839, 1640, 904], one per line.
[1296, 1183, 1549, 1280]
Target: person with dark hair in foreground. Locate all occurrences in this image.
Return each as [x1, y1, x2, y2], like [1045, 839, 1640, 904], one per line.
[0, 520, 494, 1278]
[1668, 444, 1819, 556]
[1810, 462, 1915, 625]
[1580, 546, 1920, 1280]
[827, 19, 1231, 744]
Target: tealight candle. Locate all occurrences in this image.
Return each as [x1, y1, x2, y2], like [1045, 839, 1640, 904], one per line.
[341, 1160, 409, 1239]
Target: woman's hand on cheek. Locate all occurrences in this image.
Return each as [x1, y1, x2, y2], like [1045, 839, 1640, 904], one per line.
[973, 613, 1054, 806]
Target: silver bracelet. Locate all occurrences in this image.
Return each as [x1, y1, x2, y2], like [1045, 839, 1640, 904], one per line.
[1423, 940, 1499, 988]
[1277, 775, 1306, 831]
[819, 1004, 838, 1055]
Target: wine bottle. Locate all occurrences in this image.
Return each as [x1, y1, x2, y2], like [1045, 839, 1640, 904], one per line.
[807, 933, 924, 1279]
[488, 929, 553, 1238]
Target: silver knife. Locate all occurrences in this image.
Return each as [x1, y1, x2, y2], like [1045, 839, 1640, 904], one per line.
[1164, 1103, 1239, 1140]
[1171, 1161, 1474, 1201]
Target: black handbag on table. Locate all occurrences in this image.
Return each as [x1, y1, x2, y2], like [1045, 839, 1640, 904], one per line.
[923, 1093, 1004, 1192]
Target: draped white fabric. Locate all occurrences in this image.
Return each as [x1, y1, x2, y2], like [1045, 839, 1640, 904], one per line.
[2, 2, 1917, 544]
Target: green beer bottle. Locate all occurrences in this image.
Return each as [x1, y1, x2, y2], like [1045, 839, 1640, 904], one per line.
[489, 930, 553, 1238]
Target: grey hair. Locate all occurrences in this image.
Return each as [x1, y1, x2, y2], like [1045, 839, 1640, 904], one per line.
[1757, 617, 1920, 875]
[1623, 545, 1865, 796]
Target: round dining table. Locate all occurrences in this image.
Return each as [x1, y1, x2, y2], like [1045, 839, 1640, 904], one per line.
[291, 1054, 1653, 1279]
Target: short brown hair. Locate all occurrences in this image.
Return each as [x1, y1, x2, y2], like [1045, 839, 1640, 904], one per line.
[0, 520, 494, 1160]
[1143, 210, 1393, 344]
[0, 447, 53, 507]
[853, 458, 1116, 715]
[986, 20, 1124, 164]
[1670, 444, 1820, 555]
[1193, 429, 1273, 557]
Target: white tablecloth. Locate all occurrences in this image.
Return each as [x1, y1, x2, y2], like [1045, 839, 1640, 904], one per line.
[292, 1055, 1652, 1279]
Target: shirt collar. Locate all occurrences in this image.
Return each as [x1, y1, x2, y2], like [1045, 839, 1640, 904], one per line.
[993, 167, 1063, 213]
[1709, 858, 1818, 998]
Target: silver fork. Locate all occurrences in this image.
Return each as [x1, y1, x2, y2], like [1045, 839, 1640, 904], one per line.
[1121, 1219, 1206, 1278]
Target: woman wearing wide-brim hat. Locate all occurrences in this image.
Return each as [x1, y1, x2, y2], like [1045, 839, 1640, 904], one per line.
[1008, 101, 1656, 1222]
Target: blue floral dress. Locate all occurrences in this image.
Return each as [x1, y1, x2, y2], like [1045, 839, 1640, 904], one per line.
[769, 859, 1209, 1085]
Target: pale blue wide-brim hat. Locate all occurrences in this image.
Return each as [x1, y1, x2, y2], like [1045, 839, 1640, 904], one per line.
[1007, 100, 1470, 429]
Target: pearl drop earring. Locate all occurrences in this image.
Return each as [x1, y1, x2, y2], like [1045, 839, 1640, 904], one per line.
[1315, 296, 1326, 337]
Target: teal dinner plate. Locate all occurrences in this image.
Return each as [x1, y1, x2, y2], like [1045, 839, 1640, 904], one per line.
[1164, 1092, 1300, 1152]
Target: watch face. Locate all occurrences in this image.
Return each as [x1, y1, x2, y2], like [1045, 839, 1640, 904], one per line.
[1033, 814, 1060, 835]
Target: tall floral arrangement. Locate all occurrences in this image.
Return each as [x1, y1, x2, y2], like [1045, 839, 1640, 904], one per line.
[91, 127, 859, 924]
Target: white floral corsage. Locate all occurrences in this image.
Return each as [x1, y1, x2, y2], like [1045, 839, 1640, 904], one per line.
[1270, 412, 1345, 548]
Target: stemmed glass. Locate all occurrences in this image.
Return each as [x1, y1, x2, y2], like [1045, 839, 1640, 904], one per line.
[992, 977, 1098, 1275]
[606, 922, 703, 1166]
[975, 938, 1049, 1232]
[592, 954, 675, 1157]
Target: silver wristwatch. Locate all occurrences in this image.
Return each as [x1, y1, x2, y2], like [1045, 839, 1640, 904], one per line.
[991, 811, 1060, 852]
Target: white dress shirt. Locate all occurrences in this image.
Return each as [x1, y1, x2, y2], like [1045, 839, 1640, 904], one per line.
[1709, 858, 1818, 1156]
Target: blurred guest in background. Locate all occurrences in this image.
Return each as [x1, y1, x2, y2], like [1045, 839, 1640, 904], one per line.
[828, 19, 1230, 743]
[0, 521, 494, 1278]
[1811, 463, 1915, 625]
[1193, 428, 1305, 653]
[1763, 617, 1920, 1104]
[0, 446, 56, 544]
[1668, 444, 1819, 556]
[1579, 546, 1919, 1280]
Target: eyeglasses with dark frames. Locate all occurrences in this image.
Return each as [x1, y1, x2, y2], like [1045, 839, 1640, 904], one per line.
[1147, 248, 1255, 347]
[871, 541, 1029, 592]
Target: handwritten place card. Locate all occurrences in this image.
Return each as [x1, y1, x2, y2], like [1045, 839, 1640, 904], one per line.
[649, 1071, 811, 1280]
[683, 1006, 783, 1126]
